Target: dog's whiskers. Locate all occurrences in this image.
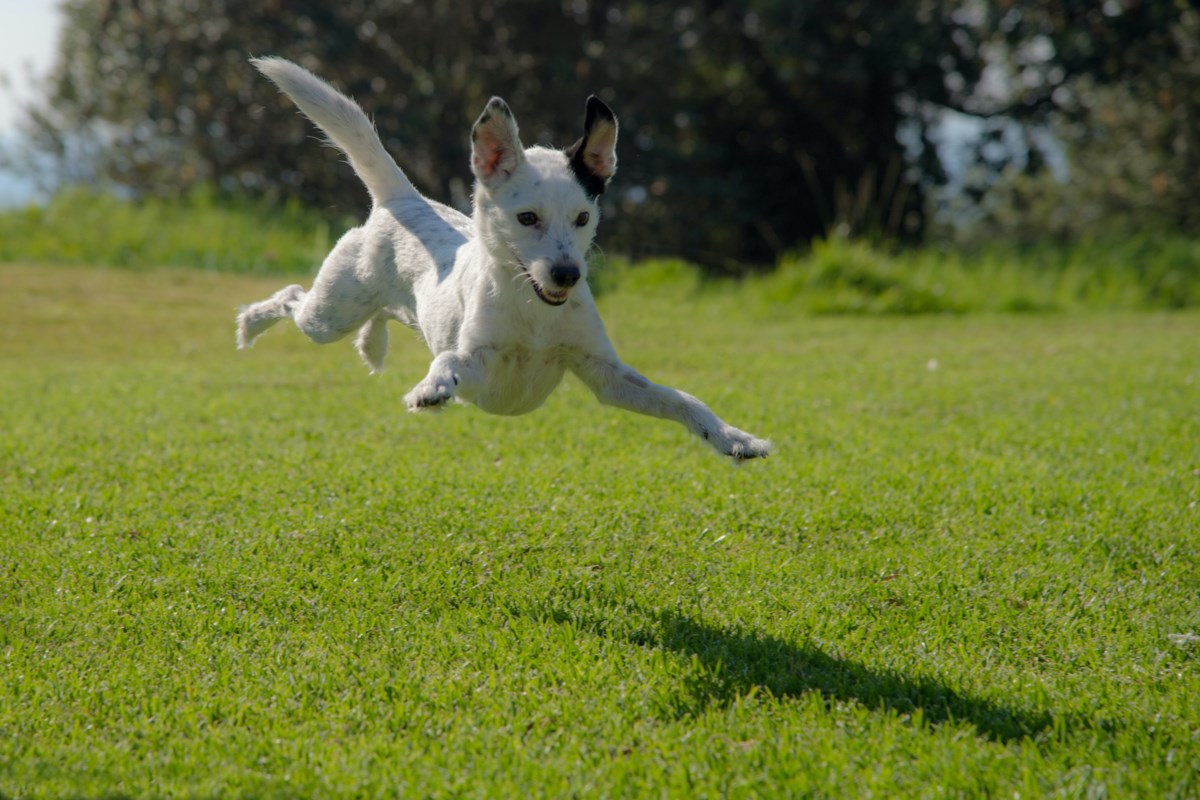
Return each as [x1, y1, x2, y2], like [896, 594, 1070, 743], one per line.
[511, 270, 540, 297]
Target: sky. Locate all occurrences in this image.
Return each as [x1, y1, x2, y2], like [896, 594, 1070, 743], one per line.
[0, 1, 59, 204]
[0, 0, 59, 133]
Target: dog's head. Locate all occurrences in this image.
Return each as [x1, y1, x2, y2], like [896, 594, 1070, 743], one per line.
[470, 95, 618, 306]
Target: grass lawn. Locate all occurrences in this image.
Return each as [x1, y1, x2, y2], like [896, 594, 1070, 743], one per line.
[1, 262, 1198, 798]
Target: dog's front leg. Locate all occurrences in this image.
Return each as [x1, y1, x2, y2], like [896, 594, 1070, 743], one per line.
[404, 350, 485, 411]
[572, 355, 771, 461]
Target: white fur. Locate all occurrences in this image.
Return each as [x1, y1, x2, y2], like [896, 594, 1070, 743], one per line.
[237, 57, 770, 461]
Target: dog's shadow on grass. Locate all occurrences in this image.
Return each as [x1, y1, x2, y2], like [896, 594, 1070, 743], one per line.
[523, 589, 1058, 744]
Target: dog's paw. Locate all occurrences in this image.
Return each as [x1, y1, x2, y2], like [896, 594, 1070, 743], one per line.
[404, 379, 455, 412]
[709, 425, 772, 462]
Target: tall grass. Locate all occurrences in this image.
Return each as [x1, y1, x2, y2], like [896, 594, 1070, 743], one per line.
[750, 235, 1200, 314]
[0, 186, 346, 275]
[2, 189, 1198, 311]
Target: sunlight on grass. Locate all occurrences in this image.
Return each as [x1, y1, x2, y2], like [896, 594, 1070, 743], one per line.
[1, 263, 1198, 798]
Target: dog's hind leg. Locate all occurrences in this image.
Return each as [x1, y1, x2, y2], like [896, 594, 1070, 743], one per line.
[355, 314, 389, 373]
[237, 226, 383, 351]
[236, 284, 305, 349]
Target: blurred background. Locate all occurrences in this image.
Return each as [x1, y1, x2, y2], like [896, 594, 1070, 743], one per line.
[0, 0, 1196, 277]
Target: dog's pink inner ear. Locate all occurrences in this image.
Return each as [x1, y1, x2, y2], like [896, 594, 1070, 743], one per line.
[473, 130, 514, 180]
[582, 121, 618, 179]
[472, 101, 524, 184]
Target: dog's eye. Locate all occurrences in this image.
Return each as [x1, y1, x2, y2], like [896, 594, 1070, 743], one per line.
[574, 211, 590, 227]
[517, 211, 539, 226]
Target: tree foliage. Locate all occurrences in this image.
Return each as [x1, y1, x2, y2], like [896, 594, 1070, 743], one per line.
[967, 3, 1200, 239]
[9, 0, 1193, 271]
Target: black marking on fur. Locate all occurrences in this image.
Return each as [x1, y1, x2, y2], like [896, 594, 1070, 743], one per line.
[565, 95, 617, 199]
[566, 143, 609, 199]
[472, 98, 514, 142]
[489, 98, 514, 119]
[583, 94, 615, 131]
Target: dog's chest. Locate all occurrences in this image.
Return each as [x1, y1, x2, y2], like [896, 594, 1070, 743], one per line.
[467, 343, 571, 416]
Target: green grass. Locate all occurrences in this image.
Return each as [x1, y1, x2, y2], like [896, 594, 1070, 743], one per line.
[755, 235, 1200, 313]
[2, 262, 1199, 798]
[3, 189, 1199, 311]
[0, 188, 345, 275]
[595, 235, 1200, 314]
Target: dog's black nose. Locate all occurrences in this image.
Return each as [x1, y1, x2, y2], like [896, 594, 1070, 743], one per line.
[550, 263, 581, 288]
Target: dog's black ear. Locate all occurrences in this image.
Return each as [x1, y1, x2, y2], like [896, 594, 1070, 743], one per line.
[566, 95, 618, 198]
[471, 97, 526, 189]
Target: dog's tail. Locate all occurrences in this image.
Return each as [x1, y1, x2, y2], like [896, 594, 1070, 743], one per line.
[251, 56, 415, 206]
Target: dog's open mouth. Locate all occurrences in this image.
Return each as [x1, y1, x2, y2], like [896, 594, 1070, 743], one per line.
[511, 250, 571, 307]
[523, 269, 570, 306]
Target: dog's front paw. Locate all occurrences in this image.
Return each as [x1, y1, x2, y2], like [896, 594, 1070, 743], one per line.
[404, 379, 455, 412]
[709, 425, 772, 462]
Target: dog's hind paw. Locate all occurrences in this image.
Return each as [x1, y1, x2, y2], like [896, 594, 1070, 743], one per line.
[235, 308, 268, 349]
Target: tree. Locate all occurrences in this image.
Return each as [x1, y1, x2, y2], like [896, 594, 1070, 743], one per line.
[963, 2, 1200, 238]
[8, 0, 1191, 271]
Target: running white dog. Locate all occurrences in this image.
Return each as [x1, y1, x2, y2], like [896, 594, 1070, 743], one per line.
[237, 57, 770, 461]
